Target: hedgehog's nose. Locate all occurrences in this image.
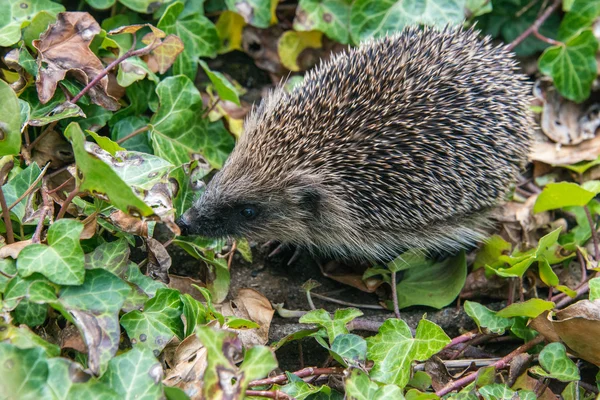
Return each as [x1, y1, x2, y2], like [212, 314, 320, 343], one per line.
[176, 215, 192, 236]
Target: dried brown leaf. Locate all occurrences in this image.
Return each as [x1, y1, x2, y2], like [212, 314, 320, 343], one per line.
[31, 130, 74, 169]
[142, 34, 184, 74]
[0, 240, 33, 259]
[168, 274, 206, 299]
[108, 209, 148, 236]
[221, 288, 273, 346]
[163, 334, 208, 399]
[33, 12, 120, 110]
[146, 237, 171, 284]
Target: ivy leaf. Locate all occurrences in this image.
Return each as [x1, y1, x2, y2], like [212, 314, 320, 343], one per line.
[239, 345, 277, 383]
[150, 75, 234, 168]
[280, 372, 338, 399]
[395, 251, 467, 309]
[294, 0, 351, 44]
[538, 30, 598, 103]
[121, 288, 184, 353]
[215, 10, 246, 53]
[59, 269, 131, 375]
[199, 59, 241, 105]
[299, 308, 363, 344]
[0, 0, 64, 47]
[345, 369, 405, 400]
[464, 301, 514, 335]
[100, 347, 164, 399]
[0, 343, 52, 398]
[478, 384, 536, 400]
[46, 358, 119, 399]
[557, 0, 600, 42]
[0, 319, 60, 357]
[473, 235, 511, 270]
[118, 0, 168, 14]
[17, 219, 85, 285]
[532, 342, 581, 382]
[366, 318, 450, 388]
[84, 238, 131, 276]
[330, 333, 367, 367]
[1, 162, 42, 224]
[534, 182, 595, 212]
[350, 0, 465, 43]
[225, 0, 277, 28]
[111, 116, 152, 153]
[496, 299, 555, 319]
[590, 277, 600, 301]
[277, 30, 323, 72]
[64, 122, 155, 217]
[0, 79, 22, 156]
[158, 2, 219, 79]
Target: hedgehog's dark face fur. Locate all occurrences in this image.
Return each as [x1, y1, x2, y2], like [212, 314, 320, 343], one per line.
[179, 26, 534, 261]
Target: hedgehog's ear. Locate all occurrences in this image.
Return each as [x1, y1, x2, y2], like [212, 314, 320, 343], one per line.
[286, 175, 323, 215]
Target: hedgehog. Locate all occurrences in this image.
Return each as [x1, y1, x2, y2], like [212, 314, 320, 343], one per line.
[178, 26, 533, 262]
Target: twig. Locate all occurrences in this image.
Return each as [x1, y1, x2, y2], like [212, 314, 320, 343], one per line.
[47, 176, 75, 195]
[0, 161, 15, 244]
[116, 125, 150, 144]
[70, 39, 160, 105]
[227, 240, 237, 270]
[7, 163, 50, 211]
[435, 335, 546, 396]
[56, 186, 80, 220]
[245, 390, 291, 399]
[505, 0, 562, 52]
[348, 319, 384, 332]
[585, 206, 599, 261]
[532, 30, 561, 46]
[310, 292, 385, 310]
[555, 281, 590, 308]
[444, 330, 480, 349]
[0, 269, 15, 279]
[202, 99, 220, 118]
[248, 367, 345, 387]
[31, 207, 49, 243]
[390, 270, 401, 319]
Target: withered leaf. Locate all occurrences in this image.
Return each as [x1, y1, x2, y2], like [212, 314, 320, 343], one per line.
[146, 237, 171, 284]
[33, 12, 120, 110]
[143, 34, 184, 74]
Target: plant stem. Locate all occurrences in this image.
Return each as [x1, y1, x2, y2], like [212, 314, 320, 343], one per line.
[28, 121, 58, 151]
[245, 390, 291, 399]
[390, 270, 401, 319]
[116, 125, 150, 144]
[0, 161, 15, 244]
[435, 335, 546, 396]
[310, 292, 385, 310]
[248, 367, 345, 387]
[71, 41, 159, 105]
[506, 0, 562, 52]
[56, 187, 80, 220]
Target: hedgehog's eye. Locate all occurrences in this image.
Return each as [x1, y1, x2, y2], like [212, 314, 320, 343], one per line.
[240, 206, 258, 219]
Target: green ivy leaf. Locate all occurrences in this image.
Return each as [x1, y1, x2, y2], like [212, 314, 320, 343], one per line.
[345, 369, 405, 400]
[330, 333, 367, 367]
[280, 372, 338, 399]
[590, 277, 600, 301]
[239, 345, 277, 383]
[150, 75, 233, 168]
[1, 162, 42, 224]
[84, 238, 131, 277]
[118, 0, 169, 14]
[21, 87, 85, 127]
[395, 251, 467, 309]
[464, 301, 513, 335]
[158, 2, 219, 79]
[64, 122, 155, 217]
[59, 268, 131, 375]
[366, 318, 450, 388]
[17, 219, 85, 285]
[478, 384, 535, 400]
[496, 299, 555, 319]
[226, 0, 277, 28]
[125, 262, 166, 297]
[349, 0, 465, 43]
[0, 79, 22, 156]
[0, 0, 64, 46]
[111, 116, 152, 153]
[538, 30, 598, 103]
[277, 30, 323, 72]
[294, 0, 351, 44]
[0, 319, 60, 357]
[100, 347, 164, 399]
[0, 343, 52, 398]
[47, 357, 119, 399]
[199, 59, 241, 105]
[299, 308, 363, 344]
[534, 182, 595, 212]
[121, 288, 184, 353]
[473, 235, 511, 270]
[557, 0, 600, 41]
[534, 342, 581, 382]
